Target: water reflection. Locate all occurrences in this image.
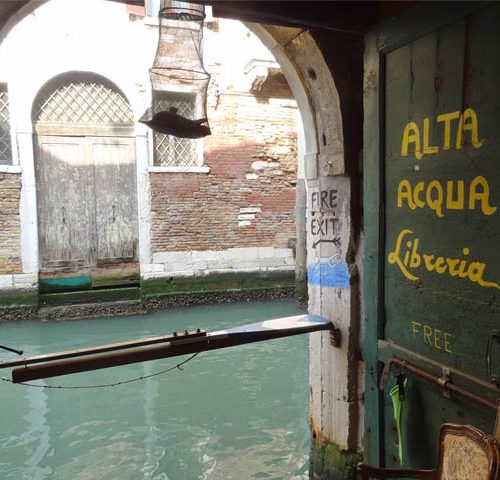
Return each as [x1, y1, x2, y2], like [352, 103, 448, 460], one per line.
[0, 300, 308, 479]
[23, 375, 52, 480]
[141, 362, 167, 480]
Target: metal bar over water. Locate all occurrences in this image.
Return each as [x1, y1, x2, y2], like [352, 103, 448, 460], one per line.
[0, 314, 332, 383]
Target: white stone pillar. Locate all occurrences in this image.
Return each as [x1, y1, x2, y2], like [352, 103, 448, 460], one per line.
[136, 132, 152, 272]
[18, 131, 39, 275]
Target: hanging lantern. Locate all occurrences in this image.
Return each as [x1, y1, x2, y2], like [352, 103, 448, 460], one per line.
[140, 1, 211, 139]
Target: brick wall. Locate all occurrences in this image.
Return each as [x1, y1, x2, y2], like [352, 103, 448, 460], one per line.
[149, 90, 298, 256]
[0, 173, 22, 274]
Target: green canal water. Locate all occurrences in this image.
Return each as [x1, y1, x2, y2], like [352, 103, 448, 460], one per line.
[0, 300, 309, 479]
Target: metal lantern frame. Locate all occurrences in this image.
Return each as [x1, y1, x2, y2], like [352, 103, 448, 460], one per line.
[140, 2, 211, 139]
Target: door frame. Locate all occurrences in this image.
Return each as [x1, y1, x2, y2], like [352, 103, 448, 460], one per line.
[32, 72, 139, 291]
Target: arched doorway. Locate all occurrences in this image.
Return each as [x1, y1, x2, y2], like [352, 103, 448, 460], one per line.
[32, 72, 139, 291]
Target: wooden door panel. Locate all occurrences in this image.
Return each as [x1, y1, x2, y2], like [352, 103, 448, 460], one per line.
[383, 9, 500, 384]
[35, 136, 94, 272]
[35, 135, 139, 283]
[90, 137, 138, 264]
[363, 2, 500, 468]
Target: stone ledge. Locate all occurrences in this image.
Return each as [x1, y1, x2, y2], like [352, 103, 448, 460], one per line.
[150, 247, 295, 272]
[0, 275, 13, 288]
[142, 269, 295, 296]
[37, 300, 147, 322]
[143, 287, 295, 311]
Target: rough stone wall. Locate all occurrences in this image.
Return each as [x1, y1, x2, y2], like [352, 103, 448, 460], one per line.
[0, 173, 22, 274]
[150, 91, 298, 254]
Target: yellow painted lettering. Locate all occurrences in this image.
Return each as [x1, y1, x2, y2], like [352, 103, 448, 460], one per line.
[401, 122, 423, 160]
[434, 257, 447, 274]
[390, 232, 500, 291]
[413, 182, 425, 208]
[423, 325, 433, 346]
[397, 179, 416, 209]
[422, 117, 439, 155]
[444, 333, 452, 353]
[469, 176, 497, 215]
[467, 262, 487, 283]
[478, 278, 500, 290]
[387, 229, 420, 281]
[446, 258, 461, 276]
[426, 181, 444, 217]
[434, 328, 442, 349]
[423, 254, 435, 271]
[446, 180, 465, 210]
[403, 243, 411, 267]
[411, 321, 421, 338]
[458, 248, 470, 278]
[396, 178, 496, 216]
[410, 239, 421, 268]
[467, 262, 500, 289]
[412, 322, 453, 353]
[437, 111, 460, 150]
[456, 108, 485, 149]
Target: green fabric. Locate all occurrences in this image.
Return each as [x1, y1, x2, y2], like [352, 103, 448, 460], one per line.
[389, 377, 408, 466]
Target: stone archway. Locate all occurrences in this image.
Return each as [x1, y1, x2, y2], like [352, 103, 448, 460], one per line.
[245, 22, 363, 472]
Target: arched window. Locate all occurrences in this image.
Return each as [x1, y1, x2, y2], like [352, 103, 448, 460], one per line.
[32, 72, 133, 134]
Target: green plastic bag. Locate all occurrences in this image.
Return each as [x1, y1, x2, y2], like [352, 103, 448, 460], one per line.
[389, 376, 408, 466]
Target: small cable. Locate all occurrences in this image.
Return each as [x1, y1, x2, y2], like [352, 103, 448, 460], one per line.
[0, 352, 200, 390]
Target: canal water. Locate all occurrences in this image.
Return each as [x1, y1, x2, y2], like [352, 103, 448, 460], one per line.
[0, 300, 309, 479]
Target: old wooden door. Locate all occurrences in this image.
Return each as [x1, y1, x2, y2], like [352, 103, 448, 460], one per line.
[364, 2, 500, 468]
[33, 73, 138, 290]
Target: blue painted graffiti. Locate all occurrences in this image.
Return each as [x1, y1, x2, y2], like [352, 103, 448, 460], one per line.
[307, 260, 350, 288]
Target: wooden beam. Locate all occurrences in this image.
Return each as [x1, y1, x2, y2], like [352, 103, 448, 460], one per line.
[1, 315, 332, 383]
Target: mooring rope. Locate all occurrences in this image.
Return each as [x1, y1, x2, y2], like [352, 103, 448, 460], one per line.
[0, 352, 200, 390]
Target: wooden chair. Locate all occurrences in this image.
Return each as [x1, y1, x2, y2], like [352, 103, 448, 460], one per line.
[357, 423, 499, 479]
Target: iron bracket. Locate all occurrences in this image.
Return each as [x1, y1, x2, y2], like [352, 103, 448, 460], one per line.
[329, 326, 341, 348]
[438, 366, 451, 399]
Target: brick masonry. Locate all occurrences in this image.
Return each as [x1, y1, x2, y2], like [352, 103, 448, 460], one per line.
[150, 88, 298, 261]
[0, 173, 22, 275]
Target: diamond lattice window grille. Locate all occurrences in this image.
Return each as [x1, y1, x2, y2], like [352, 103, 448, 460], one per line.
[0, 84, 12, 165]
[153, 91, 197, 167]
[33, 80, 134, 126]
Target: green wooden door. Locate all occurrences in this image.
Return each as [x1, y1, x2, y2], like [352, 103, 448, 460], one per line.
[364, 2, 500, 468]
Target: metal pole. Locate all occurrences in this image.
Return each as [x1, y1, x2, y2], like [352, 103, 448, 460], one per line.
[384, 357, 498, 412]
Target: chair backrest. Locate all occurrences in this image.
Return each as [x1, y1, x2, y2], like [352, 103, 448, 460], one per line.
[437, 423, 499, 480]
